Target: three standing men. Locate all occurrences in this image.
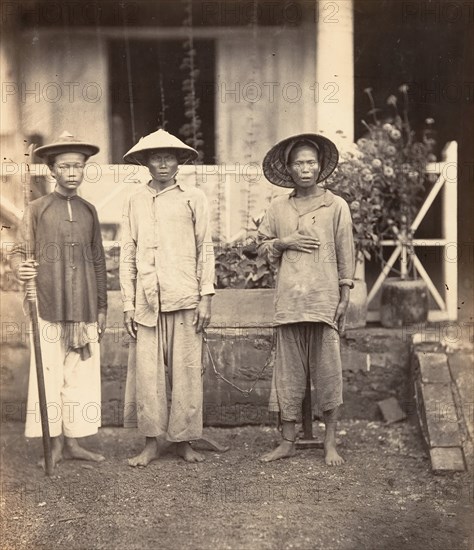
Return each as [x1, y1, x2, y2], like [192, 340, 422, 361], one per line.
[12, 129, 352, 469]
[120, 130, 215, 465]
[11, 132, 107, 468]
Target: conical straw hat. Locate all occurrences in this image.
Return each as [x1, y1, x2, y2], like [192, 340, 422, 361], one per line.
[262, 133, 339, 188]
[123, 129, 198, 165]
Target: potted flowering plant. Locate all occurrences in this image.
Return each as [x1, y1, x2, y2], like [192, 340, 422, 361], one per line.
[325, 134, 382, 271]
[327, 85, 436, 327]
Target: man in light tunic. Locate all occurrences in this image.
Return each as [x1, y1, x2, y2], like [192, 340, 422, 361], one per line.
[120, 129, 215, 466]
[258, 133, 354, 465]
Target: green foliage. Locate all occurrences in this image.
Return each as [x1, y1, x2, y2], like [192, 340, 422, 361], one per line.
[215, 215, 276, 289]
[326, 85, 435, 260]
[215, 241, 276, 289]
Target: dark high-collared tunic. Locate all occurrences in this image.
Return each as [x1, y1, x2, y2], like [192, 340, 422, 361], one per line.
[11, 191, 107, 322]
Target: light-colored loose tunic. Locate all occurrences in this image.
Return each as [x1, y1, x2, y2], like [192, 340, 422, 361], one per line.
[120, 182, 215, 325]
[258, 189, 355, 329]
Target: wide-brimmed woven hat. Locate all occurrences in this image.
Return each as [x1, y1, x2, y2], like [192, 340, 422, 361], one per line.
[262, 133, 339, 188]
[123, 129, 198, 165]
[34, 131, 99, 161]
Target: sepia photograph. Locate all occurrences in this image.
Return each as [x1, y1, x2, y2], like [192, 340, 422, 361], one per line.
[0, 1, 473, 548]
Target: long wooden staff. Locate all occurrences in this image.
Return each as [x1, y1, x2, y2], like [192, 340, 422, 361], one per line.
[24, 144, 53, 476]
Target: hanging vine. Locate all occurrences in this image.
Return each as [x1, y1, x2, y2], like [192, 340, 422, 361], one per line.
[180, 0, 204, 164]
[241, 0, 259, 234]
[157, 63, 168, 130]
[120, 1, 136, 143]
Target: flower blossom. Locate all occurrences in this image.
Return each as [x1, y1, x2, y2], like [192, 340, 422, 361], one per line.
[390, 129, 401, 140]
[384, 166, 395, 177]
[400, 163, 411, 173]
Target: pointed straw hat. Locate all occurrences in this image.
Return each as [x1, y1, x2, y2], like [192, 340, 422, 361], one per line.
[262, 133, 339, 188]
[123, 129, 199, 165]
[34, 131, 100, 161]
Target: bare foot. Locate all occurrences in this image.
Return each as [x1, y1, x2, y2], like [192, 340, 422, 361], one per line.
[324, 442, 344, 466]
[37, 437, 63, 470]
[176, 442, 205, 463]
[259, 440, 296, 462]
[63, 438, 105, 463]
[323, 407, 344, 466]
[128, 438, 159, 467]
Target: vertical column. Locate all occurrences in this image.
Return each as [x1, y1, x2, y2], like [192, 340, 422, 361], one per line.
[0, 25, 23, 160]
[442, 141, 458, 320]
[0, 18, 25, 220]
[315, 0, 354, 142]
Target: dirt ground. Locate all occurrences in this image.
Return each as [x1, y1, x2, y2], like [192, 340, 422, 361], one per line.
[1, 420, 472, 550]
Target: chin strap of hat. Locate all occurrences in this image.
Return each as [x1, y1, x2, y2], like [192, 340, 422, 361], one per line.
[202, 329, 274, 397]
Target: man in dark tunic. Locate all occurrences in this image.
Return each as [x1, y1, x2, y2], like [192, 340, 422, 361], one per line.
[10, 131, 107, 468]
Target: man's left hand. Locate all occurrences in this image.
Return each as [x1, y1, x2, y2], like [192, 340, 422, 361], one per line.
[334, 300, 349, 334]
[193, 296, 212, 333]
[97, 312, 107, 343]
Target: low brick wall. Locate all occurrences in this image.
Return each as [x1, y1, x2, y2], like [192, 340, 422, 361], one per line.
[1, 290, 409, 427]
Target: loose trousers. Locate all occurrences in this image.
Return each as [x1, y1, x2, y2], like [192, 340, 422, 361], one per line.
[124, 309, 203, 442]
[25, 318, 101, 438]
[268, 322, 343, 421]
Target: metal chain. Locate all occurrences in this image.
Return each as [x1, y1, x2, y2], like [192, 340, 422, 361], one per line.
[202, 331, 273, 397]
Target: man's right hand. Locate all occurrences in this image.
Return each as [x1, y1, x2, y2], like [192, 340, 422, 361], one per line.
[277, 231, 320, 254]
[17, 259, 38, 281]
[124, 310, 138, 339]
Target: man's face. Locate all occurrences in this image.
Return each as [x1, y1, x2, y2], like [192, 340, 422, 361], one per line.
[147, 149, 179, 183]
[51, 152, 87, 194]
[287, 145, 321, 189]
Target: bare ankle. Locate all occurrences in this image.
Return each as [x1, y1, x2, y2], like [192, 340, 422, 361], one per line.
[281, 420, 296, 443]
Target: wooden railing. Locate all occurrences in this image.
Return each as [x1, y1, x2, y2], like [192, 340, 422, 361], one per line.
[1, 143, 458, 321]
[367, 141, 458, 321]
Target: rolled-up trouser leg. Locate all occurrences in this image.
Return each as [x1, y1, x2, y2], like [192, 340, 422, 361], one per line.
[268, 322, 343, 421]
